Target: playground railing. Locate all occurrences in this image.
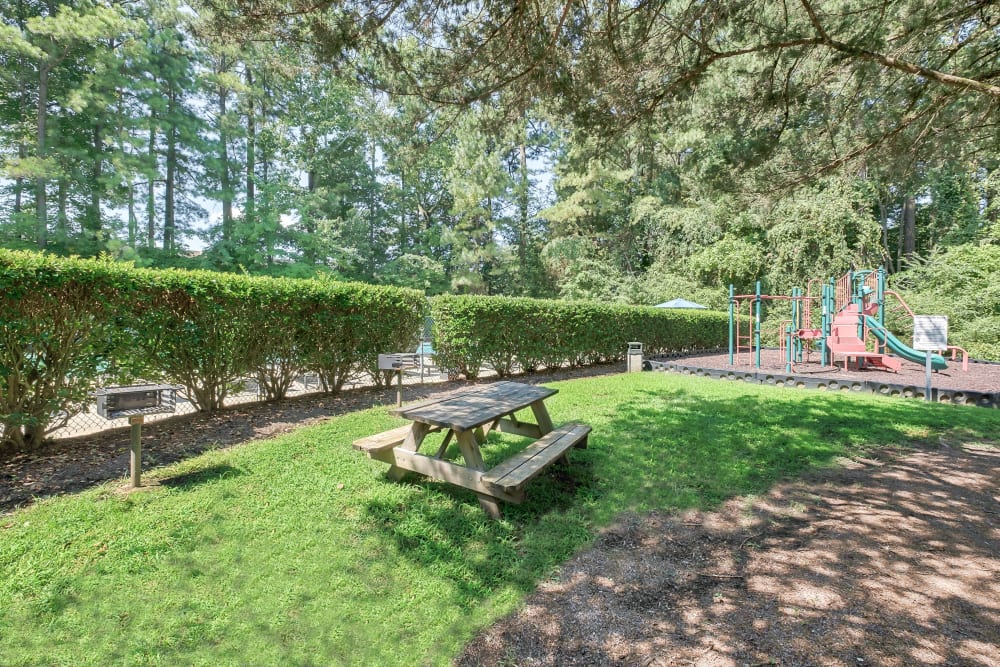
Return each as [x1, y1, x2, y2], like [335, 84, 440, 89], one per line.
[947, 345, 969, 372]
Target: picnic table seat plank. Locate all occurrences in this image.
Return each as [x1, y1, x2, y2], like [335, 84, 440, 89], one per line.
[482, 422, 590, 492]
[352, 425, 415, 454]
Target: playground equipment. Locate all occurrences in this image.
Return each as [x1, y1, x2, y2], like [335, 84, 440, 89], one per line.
[728, 268, 969, 373]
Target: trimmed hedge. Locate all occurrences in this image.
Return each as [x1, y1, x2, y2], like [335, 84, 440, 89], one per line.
[1, 250, 730, 451]
[0, 252, 132, 449]
[429, 295, 728, 378]
[0, 251, 425, 450]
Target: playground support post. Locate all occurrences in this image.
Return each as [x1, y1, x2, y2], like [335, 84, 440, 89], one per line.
[824, 278, 835, 367]
[728, 284, 735, 365]
[876, 266, 887, 355]
[785, 325, 793, 373]
[792, 287, 802, 363]
[754, 281, 762, 369]
[925, 352, 933, 402]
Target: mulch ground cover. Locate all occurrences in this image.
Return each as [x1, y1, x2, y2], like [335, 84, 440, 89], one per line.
[458, 443, 1000, 666]
[664, 348, 1000, 394]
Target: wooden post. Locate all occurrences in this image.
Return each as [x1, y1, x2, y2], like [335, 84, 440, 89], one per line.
[388, 422, 429, 481]
[129, 415, 144, 488]
[396, 370, 403, 407]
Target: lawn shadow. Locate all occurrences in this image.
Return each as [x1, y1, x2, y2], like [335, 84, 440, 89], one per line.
[361, 380, 999, 637]
[158, 464, 245, 489]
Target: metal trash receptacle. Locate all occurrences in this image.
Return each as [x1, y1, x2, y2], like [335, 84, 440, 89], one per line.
[627, 342, 643, 373]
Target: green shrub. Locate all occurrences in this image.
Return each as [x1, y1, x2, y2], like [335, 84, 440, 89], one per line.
[127, 269, 264, 411]
[0, 251, 426, 450]
[128, 271, 425, 406]
[889, 243, 1000, 361]
[430, 295, 728, 377]
[298, 279, 425, 391]
[0, 251, 132, 449]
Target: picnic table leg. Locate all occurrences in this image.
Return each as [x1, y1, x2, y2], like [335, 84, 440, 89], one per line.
[529, 399, 554, 435]
[455, 429, 502, 519]
[478, 417, 502, 442]
[433, 430, 454, 459]
[388, 422, 430, 481]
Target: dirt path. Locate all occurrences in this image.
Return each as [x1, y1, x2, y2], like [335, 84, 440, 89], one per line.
[458, 442, 1000, 666]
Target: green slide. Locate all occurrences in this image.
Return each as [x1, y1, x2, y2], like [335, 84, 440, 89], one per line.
[863, 315, 948, 370]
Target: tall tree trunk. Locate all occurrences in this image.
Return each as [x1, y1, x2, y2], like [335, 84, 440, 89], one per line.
[86, 124, 104, 244]
[147, 113, 157, 249]
[164, 88, 177, 252]
[302, 164, 316, 264]
[127, 179, 136, 246]
[398, 167, 407, 254]
[14, 0, 27, 218]
[56, 178, 68, 242]
[14, 141, 26, 214]
[877, 200, 891, 272]
[367, 140, 377, 277]
[218, 57, 233, 242]
[901, 195, 916, 266]
[517, 140, 530, 287]
[35, 65, 49, 248]
[260, 74, 273, 265]
[984, 168, 999, 229]
[245, 68, 255, 224]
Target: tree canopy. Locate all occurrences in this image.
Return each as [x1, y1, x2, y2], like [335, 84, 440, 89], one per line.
[0, 0, 997, 356]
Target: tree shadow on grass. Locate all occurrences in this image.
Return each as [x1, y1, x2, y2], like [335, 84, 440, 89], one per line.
[360, 382, 999, 646]
[158, 464, 245, 489]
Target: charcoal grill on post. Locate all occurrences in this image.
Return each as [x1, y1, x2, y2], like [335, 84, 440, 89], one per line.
[95, 384, 179, 487]
[378, 353, 419, 407]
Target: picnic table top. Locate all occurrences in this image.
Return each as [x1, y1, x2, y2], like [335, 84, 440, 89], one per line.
[390, 381, 557, 432]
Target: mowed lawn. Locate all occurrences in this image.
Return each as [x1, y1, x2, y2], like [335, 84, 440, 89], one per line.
[2, 372, 998, 666]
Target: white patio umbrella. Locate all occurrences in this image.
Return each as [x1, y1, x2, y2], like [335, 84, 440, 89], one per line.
[653, 298, 708, 309]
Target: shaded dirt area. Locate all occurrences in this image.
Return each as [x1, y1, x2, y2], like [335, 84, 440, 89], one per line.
[671, 349, 1000, 394]
[0, 365, 619, 514]
[457, 443, 1000, 667]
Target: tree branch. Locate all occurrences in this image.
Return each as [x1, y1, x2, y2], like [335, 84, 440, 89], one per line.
[799, 0, 1000, 98]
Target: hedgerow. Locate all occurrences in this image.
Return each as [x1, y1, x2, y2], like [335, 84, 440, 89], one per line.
[429, 295, 727, 377]
[0, 251, 425, 451]
[0, 252, 132, 449]
[1, 250, 727, 452]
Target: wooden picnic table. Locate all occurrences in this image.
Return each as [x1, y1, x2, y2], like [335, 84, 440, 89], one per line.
[353, 381, 590, 518]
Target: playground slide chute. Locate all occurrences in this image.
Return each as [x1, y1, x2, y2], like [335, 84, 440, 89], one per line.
[863, 315, 947, 370]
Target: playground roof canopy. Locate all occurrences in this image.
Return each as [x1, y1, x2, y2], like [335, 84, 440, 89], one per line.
[654, 298, 708, 309]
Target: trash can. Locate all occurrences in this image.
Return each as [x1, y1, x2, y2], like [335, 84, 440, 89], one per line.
[627, 342, 643, 373]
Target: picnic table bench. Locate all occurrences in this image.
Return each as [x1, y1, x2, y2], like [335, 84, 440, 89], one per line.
[353, 381, 590, 518]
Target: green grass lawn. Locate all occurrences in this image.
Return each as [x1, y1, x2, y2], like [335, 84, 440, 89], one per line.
[2, 372, 998, 666]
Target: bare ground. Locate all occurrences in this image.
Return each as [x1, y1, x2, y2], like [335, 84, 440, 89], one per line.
[457, 442, 1000, 667]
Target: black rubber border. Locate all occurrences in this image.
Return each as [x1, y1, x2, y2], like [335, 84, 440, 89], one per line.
[646, 358, 999, 408]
